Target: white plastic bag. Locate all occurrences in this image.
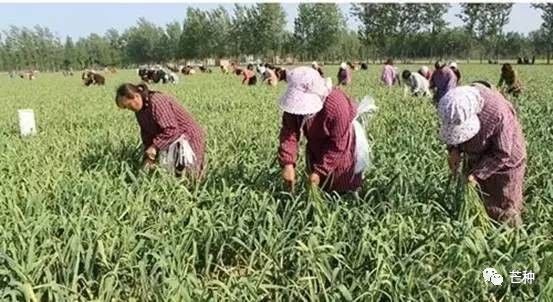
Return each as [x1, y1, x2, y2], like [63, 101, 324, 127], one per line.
[159, 135, 196, 174]
[353, 120, 371, 174]
[352, 96, 378, 174]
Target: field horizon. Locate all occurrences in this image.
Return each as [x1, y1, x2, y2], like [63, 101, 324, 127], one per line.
[1, 65, 552, 301]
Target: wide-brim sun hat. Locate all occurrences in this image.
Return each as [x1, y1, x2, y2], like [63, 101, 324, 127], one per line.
[438, 86, 483, 145]
[279, 66, 332, 115]
[439, 114, 480, 146]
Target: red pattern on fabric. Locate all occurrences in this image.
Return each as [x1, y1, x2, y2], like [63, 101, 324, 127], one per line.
[278, 88, 361, 192]
[459, 87, 527, 218]
[136, 92, 206, 172]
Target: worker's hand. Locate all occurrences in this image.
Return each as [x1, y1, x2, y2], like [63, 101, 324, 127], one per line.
[142, 158, 156, 172]
[282, 164, 296, 192]
[467, 174, 478, 187]
[145, 146, 157, 161]
[308, 173, 321, 187]
[448, 148, 461, 175]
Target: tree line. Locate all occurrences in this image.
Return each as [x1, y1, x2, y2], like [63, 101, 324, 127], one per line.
[1, 3, 552, 71]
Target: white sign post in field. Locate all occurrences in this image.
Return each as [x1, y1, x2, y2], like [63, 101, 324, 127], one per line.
[17, 109, 37, 137]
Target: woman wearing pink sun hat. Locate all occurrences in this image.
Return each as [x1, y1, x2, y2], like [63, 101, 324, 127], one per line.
[438, 85, 527, 226]
[277, 66, 371, 193]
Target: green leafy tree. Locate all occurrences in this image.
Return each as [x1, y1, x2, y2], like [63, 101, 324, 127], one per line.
[532, 3, 553, 63]
[294, 3, 344, 61]
[352, 4, 426, 62]
[180, 8, 213, 60]
[252, 3, 286, 61]
[230, 4, 257, 59]
[205, 6, 231, 59]
[63, 36, 77, 69]
[457, 4, 512, 62]
[124, 17, 164, 64]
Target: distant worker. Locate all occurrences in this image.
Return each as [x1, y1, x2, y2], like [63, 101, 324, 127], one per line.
[430, 60, 459, 103]
[381, 59, 399, 87]
[449, 61, 462, 84]
[337, 62, 352, 86]
[312, 61, 324, 77]
[242, 64, 257, 86]
[263, 67, 278, 87]
[401, 70, 430, 97]
[497, 63, 522, 97]
[418, 65, 432, 81]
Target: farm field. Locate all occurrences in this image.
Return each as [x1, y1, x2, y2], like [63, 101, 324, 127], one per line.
[1, 65, 553, 301]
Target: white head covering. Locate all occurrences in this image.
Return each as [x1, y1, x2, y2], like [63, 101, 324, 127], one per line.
[279, 66, 333, 115]
[449, 61, 458, 69]
[419, 65, 429, 74]
[340, 62, 348, 69]
[438, 86, 484, 145]
[312, 61, 318, 68]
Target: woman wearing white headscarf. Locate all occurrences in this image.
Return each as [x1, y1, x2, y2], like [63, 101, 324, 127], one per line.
[438, 85, 527, 226]
[418, 65, 432, 81]
[278, 67, 372, 193]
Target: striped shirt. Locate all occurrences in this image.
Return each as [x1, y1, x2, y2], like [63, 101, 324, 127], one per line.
[136, 92, 206, 171]
[459, 87, 526, 181]
[278, 88, 362, 192]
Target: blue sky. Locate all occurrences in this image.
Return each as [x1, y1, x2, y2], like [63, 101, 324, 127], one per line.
[0, 3, 543, 40]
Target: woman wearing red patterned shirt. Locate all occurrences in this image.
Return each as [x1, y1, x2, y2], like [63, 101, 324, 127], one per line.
[438, 85, 527, 226]
[115, 83, 206, 179]
[242, 64, 257, 86]
[278, 67, 371, 193]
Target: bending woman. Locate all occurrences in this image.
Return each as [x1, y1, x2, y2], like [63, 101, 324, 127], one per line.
[278, 67, 371, 193]
[115, 83, 206, 179]
[438, 86, 527, 226]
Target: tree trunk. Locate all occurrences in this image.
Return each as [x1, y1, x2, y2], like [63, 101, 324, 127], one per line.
[467, 39, 473, 64]
[548, 49, 551, 64]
